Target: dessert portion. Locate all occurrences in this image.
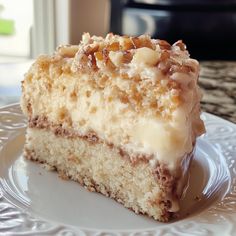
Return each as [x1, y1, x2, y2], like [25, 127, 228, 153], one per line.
[21, 33, 205, 222]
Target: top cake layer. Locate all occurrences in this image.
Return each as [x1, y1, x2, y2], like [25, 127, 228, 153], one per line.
[61, 33, 197, 119]
[21, 33, 205, 170]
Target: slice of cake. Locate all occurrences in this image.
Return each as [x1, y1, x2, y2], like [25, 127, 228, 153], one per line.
[21, 33, 205, 222]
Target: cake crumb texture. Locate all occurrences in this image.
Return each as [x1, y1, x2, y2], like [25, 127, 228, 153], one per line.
[25, 128, 175, 222]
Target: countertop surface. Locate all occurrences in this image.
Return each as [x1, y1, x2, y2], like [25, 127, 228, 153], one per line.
[0, 60, 235, 123]
[199, 61, 236, 123]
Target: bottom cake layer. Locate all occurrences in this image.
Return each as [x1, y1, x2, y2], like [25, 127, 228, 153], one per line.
[24, 127, 191, 222]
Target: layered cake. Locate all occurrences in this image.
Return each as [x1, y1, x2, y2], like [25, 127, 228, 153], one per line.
[21, 33, 205, 222]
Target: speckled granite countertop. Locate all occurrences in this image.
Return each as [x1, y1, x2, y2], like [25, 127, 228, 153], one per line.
[0, 61, 235, 123]
[199, 61, 236, 123]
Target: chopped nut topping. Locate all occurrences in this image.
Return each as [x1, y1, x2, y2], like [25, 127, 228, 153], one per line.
[132, 47, 160, 66]
[57, 45, 79, 58]
[95, 51, 103, 61]
[51, 33, 198, 119]
[106, 42, 120, 51]
[122, 51, 132, 64]
[122, 38, 135, 50]
[173, 40, 186, 51]
[131, 36, 154, 49]
[157, 40, 171, 50]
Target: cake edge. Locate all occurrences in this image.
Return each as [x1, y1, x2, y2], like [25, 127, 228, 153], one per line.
[23, 116, 195, 222]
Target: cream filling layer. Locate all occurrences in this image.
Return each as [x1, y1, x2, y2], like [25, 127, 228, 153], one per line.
[21, 73, 203, 171]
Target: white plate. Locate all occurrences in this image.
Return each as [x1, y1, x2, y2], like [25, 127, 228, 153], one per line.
[0, 104, 236, 236]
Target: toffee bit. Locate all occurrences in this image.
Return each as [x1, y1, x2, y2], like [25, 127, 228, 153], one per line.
[173, 40, 186, 51]
[70, 33, 197, 119]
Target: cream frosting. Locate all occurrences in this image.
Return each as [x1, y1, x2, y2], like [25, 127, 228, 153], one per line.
[21, 33, 205, 171]
[21, 73, 204, 171]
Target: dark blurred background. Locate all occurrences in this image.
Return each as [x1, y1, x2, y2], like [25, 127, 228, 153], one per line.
[110, 0, 236, 60]
[1, 0, 236, 61]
